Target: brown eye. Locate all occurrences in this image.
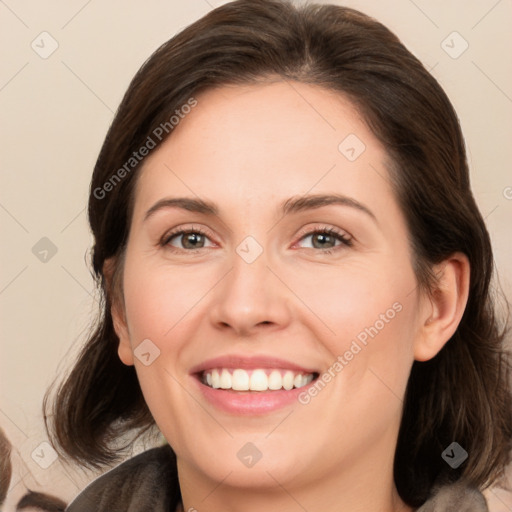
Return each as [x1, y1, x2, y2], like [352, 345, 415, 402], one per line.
[162, 228, 215, 251]
[175, 232, 206, 249]
[297, 228, 352, 251]
[310, 232, 337, 249]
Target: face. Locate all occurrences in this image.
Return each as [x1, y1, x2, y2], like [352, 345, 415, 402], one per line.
[113, 81, 430, 493]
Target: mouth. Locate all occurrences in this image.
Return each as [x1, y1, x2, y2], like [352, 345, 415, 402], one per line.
[190, 355, 320, 415]
[199, 368, 318, 392]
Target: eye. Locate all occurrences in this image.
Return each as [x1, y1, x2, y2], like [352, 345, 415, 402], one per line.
[161, 226, 215, 251]
[159, 225, 352, 253]
[296, 227, 352, 252]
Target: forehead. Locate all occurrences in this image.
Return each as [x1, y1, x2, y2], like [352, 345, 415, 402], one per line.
[165, 80, 373, 163]
[133, 81, 397, 220]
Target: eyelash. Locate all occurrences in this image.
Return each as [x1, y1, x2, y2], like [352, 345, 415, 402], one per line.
[160, 225, 213, 253]
[295, 226, 353, 254]
[160, 225, 353, 255]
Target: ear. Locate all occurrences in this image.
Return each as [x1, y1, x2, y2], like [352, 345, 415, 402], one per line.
[103, 257, 134, 366]
[414, 252, 470, 362]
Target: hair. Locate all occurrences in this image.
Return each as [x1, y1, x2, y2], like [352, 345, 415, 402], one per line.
[0, 427, 12, 505]
[16, 491, 67, 512]
[44, 0, 512, 507]
[0, 428, 67, 511]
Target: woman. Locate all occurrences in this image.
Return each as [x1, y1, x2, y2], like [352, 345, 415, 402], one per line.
[44, 1, 512, 510]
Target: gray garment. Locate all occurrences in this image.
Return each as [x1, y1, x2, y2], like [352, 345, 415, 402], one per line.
[66, 446, 179, 512]
[66, 445, 488, 511]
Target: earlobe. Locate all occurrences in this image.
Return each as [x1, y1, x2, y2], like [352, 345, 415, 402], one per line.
[113, 305, 134, 366]
[414, 253, 470, 362]
[103, 257, 134, 367]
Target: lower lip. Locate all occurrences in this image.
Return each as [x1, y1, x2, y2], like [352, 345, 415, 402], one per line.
[194, 375, 316, 415]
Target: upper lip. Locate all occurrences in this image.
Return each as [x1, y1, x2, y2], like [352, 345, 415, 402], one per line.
[190, 355, 319, 375]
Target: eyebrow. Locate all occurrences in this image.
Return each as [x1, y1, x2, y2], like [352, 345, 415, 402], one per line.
[144, 193, 377, 223]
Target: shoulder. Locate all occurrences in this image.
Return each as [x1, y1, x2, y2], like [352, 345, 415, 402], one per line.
[66, 445, 180, 512]
[417, 480, 488, 512]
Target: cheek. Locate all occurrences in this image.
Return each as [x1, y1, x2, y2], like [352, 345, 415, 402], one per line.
[289, 257, 418, 395]
[120, 257, 208, 437]
[122, 258, 213, 343]
[288, 254, 417, 342]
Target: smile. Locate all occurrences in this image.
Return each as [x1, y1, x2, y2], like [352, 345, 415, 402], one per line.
[201, 368, 316, 391]
[191, 354, 320, 414]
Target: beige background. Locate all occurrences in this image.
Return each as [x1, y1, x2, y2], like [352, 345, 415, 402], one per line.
[1, 0, 511, 510]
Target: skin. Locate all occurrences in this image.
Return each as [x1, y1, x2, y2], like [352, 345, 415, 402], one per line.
[110, 81, 470, 512]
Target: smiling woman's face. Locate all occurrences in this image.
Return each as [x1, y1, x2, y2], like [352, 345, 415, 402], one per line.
[112, 81, 433, 498]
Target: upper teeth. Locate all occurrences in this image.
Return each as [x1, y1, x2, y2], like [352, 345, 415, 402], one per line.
[203, 369, 314, 391]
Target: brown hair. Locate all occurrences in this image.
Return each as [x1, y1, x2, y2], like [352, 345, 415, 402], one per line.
[44, 0, 512, 507]
[16, 491, 67, 512]
[0, 427, 12, 505]
[0, 428, 68, 510]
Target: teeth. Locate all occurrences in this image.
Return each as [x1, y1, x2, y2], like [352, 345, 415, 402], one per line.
[268, 370, 282, 390]
[203, 368, 314, 392]
[220, 369, 232, 389]
[250, 369, 268, 391]
[211, 369, 220, 388]
[282, 371, 294, 390]
[232, 369, 250, 391]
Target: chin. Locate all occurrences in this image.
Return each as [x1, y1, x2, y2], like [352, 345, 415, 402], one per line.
[181, 434, 314, 489]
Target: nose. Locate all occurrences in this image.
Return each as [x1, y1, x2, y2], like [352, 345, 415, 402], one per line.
[208, 246, 293, 337]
